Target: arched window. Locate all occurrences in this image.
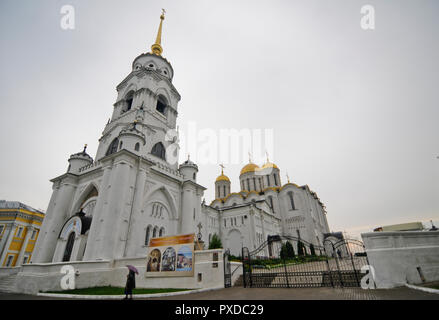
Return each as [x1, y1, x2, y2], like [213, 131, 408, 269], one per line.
[106, 138, 119, 156]
[62, 232, 75, 262]
[125, 91, 134, 112]
[159, 227, 165, 237]
[151, 142, 166, 160]
[273, 174, 278, 186]
[134, 142, 140, 151]
[156, 95, 167, 115]
[266, 175, 270, 186]
[119, 140, 123, 150]
[153, 226, 158, 238]
[223, 185, 226, 197]
[145, 225, 152, 246]
[217, 186, 220, 198]
[193, 172, 196, 180]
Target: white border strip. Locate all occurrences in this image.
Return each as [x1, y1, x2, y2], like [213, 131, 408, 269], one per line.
[405, 283, 439, 294]
[36, 286, 224, 299]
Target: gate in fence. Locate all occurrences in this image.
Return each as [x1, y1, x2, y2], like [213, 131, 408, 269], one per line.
[242, 235, 369, 288]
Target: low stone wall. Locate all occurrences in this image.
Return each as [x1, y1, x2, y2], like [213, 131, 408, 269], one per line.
[362, 231, 439, 288]
[11, 249, 225, 295]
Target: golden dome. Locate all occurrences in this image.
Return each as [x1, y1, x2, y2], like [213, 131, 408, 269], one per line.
[261, 161, 279, 170]
[240, 163, 260, 175]
[215, 174, 230, 183]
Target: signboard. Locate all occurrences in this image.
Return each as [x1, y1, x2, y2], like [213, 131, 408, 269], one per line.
[145, 233, 195, 277]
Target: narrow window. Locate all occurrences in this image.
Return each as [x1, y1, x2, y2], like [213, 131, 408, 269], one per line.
[6, 255, 14, 267]
[16, 227, 23, 238]
[267, 175, 270, 186]
[193, 172, 196, 180]
[223, 185, 226, 197]
[119, 140, 123, 150]
[134, 142, 140, 151]
[289, 192, 296, 210]
[217, 186, 220, 198]
[0, 225, 4, 235]
[31, 230, 37, 240]
[62, 232, 75, 262]
[247, 179, 250, 191]
[145, 226, 151, 245]
[156, 95, 167, 115]
[273, 174, 278, 186]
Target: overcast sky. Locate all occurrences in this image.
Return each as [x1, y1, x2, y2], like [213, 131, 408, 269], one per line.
[1, 0, 438, 237]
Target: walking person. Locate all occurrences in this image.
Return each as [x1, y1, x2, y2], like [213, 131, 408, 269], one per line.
[124, 265, 138, 300]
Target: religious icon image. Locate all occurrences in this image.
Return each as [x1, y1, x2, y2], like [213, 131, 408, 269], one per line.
[161, 247, 176, 272]
[146, 249, 161, 272]
[176, 246, 193, 271]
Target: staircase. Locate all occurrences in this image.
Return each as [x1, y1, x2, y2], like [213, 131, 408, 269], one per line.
[0, 275, 17, 293]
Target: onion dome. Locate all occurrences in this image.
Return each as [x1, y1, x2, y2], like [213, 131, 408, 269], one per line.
[240, 162, 260, 175]
[261, 161, 279, 170]
[216, 172, 230, 182]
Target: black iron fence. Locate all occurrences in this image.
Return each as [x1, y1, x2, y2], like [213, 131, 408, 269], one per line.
[242, 236, 368, 288]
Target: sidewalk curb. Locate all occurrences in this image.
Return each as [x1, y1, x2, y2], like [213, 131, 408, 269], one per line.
[405, 283, 439, 295]
[36, 286, 224, 300]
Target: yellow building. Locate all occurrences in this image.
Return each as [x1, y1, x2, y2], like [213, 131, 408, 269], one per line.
[0, 200, 45, 267]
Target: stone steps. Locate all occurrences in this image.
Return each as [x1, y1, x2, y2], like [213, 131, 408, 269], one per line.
[0, 275, 17, 293]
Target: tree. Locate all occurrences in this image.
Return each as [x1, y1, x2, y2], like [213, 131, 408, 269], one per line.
[310, 243, 316, 256]
[208, 233, 222, 249]
[280, 241, 296, 260]
[297, 240, 305, 256]
[285, 241, 295, 258]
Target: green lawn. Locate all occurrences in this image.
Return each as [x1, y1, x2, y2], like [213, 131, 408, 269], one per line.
[45, 286, 192, 295]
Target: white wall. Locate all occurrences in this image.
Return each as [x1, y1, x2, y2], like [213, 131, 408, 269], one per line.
[362, 231, 439, 288]
[11, 249, 225, 295]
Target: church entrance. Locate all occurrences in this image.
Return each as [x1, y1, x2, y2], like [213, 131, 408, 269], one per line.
[242, 236, 369, 288]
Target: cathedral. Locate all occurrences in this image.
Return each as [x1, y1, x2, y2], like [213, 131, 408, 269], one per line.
[32, 12, 331, 264]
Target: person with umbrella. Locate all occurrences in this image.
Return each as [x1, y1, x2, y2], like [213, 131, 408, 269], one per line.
[124, 265, 138, 300]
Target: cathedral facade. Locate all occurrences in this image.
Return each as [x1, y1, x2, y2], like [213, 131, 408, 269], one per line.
[32, 13, 330, 264]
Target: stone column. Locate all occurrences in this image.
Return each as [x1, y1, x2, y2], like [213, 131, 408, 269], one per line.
[83, 164, 113, 260]
[180, 185, 195, 235]
[16, 226, 33, 266]
[0, 223, 15, 266]
[124, 167, 147, 257]
[100, 161, 131, 260]
[31, 183, 60, 262]
[33, 179, 76, 263]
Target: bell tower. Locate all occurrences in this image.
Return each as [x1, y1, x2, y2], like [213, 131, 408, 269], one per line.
[95, 10, 181, 168]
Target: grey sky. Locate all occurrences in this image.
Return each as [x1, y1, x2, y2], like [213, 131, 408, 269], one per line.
[1, 0, 438, 237]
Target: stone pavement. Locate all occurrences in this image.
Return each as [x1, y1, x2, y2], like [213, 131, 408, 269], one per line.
[145, 286, 439, 300]
[0, 286, 438, 300]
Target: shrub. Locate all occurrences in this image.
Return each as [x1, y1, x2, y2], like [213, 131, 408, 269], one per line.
[310, 243, 316, 256]
[208, 233, 222, 249]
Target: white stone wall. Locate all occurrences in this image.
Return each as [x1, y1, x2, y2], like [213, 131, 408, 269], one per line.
[362, 231, 439, 288]
[13, 249, 224, 295]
